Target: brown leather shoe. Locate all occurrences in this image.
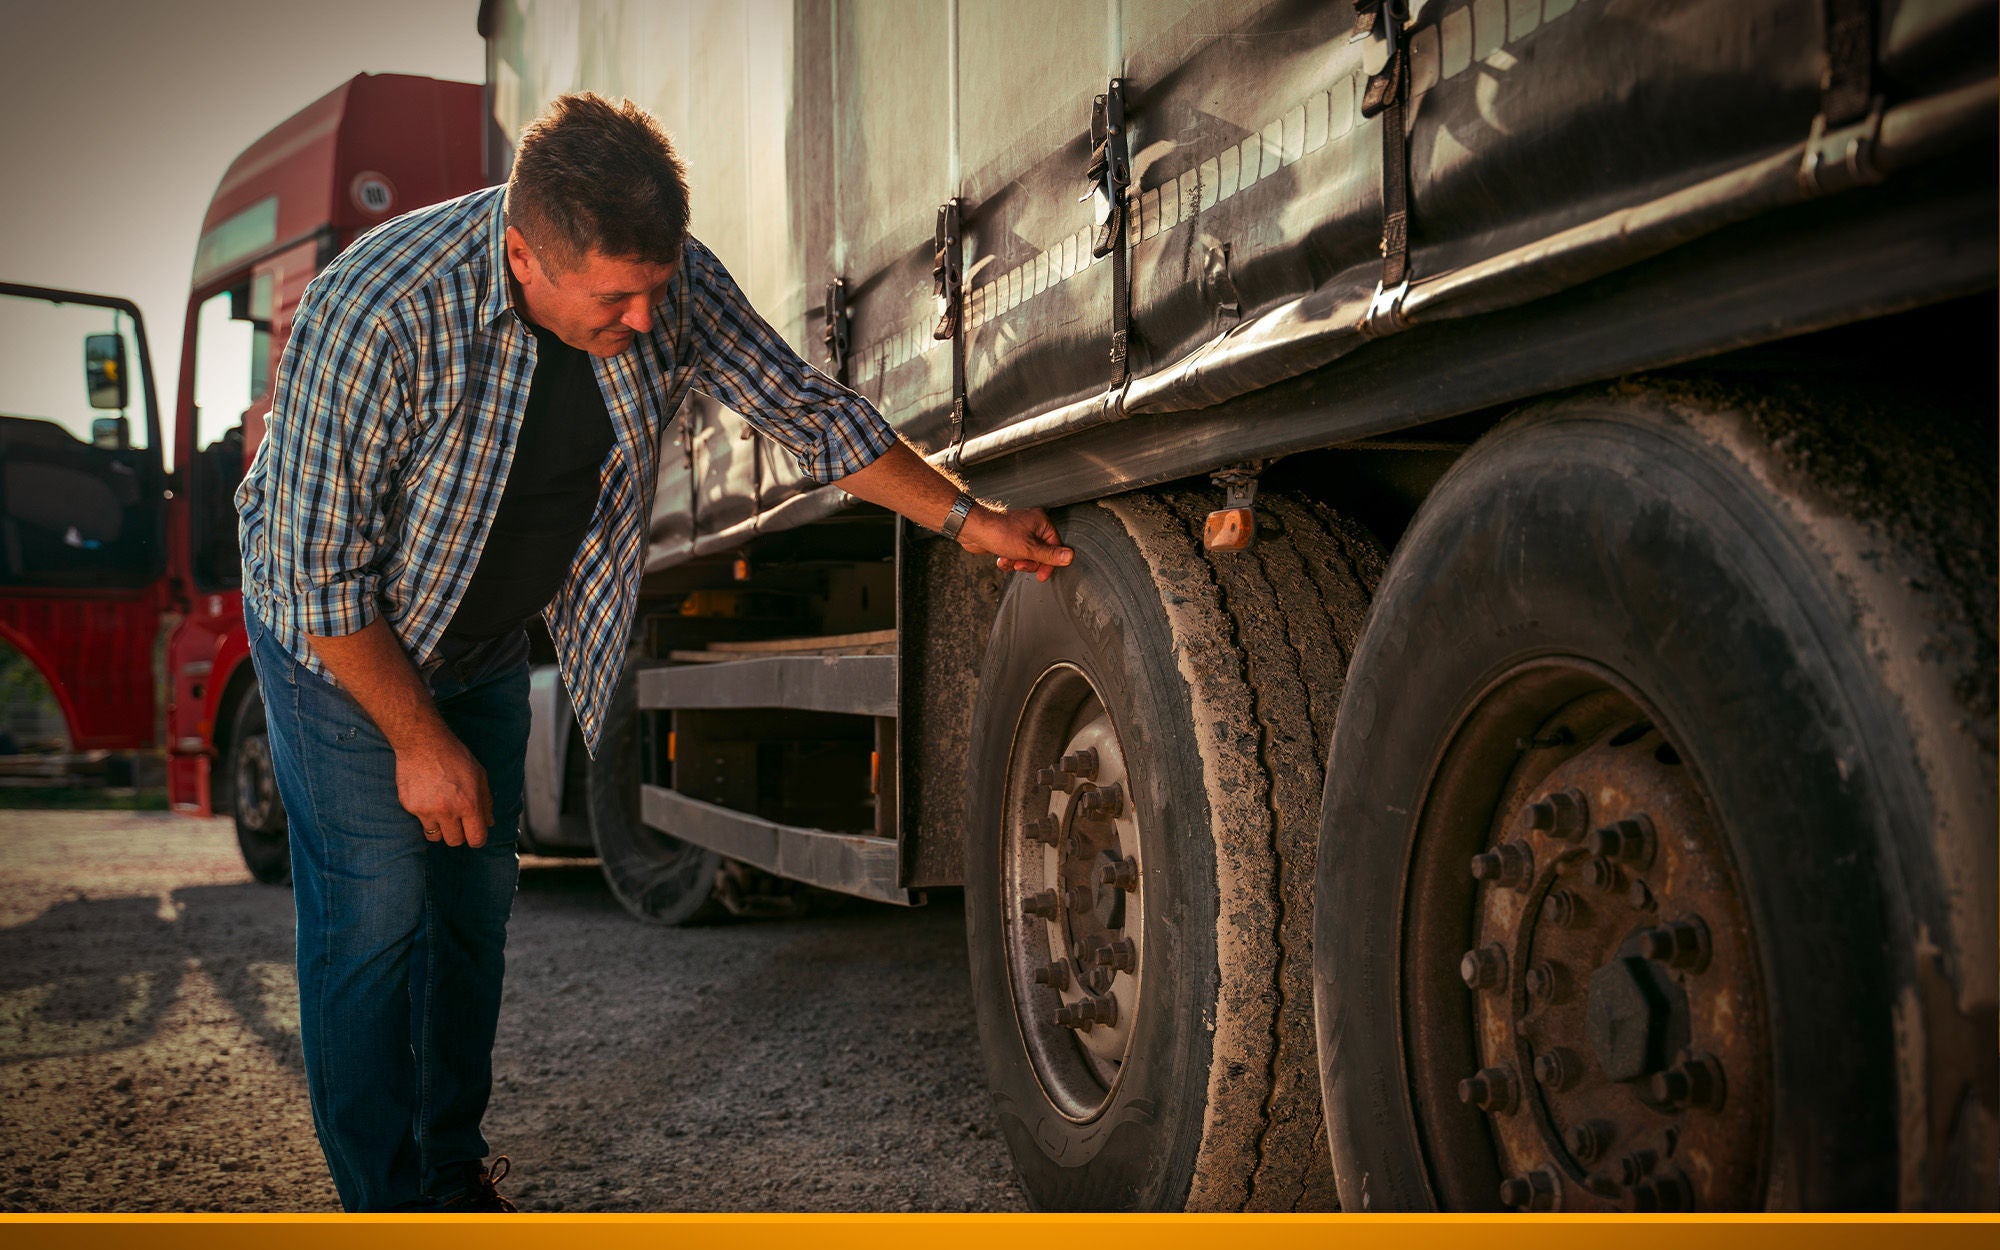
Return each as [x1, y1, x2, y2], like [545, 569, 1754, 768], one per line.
[439, 1156, 517, 1213]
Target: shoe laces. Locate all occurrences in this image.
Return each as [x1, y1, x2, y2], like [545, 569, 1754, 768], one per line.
[467, 1155, 517, 1213]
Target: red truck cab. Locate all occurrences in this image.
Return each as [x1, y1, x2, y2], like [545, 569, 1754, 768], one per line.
[0, 74, 483, 876]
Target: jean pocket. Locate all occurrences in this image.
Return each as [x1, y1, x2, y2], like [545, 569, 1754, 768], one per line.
[293, 658, 376, 738]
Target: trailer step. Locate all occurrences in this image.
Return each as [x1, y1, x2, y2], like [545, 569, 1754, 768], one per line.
[639, 784, 918, 906]
[637, 654, 896, 717]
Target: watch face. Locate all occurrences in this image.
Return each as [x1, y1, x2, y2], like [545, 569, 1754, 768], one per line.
[943, 492, 974, 538]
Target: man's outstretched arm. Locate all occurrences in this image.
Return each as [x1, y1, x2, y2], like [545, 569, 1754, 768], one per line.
[837, 438, 1073, 581]
[678, 241, 1071, 579]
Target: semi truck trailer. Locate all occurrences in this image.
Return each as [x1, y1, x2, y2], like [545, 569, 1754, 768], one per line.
[480, 0, 1998, 1212]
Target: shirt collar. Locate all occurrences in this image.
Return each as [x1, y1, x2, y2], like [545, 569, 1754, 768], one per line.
[478, 186, 518, 331]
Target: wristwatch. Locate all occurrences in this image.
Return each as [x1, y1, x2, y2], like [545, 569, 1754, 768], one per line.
[939, 490, 976, 541]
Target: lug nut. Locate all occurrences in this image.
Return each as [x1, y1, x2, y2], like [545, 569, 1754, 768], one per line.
[1626, 877, 1656, 912]
[1459, 944, 1507, 992]
[1021, 889, 1059, 920]
[1033, 959, 1071, 991]
[1587, 816, 1656, 869]
[1629, 1166, 1694, 1212]
[1099, 855, 1140, 891]
[1028, 813, 1061, 847]
[1617, 1149, 1660, 1187]
[1650, 1050, 1725, 1111]
[1468, 840, 1535, 890]
[1054, 994, 1118, 1030]
[1530, 789, 1590, 842]
[1584, 857, 1623, 894]
[1059, 748, 1099, 779]
[1636, 915, 1711, 972]
[1498, 1169, 1557, 1211]
[1544, 889, 1589, 930]
[1533, 1046, 1583, 1092]
[1458, 1066, 1518, 1115]
[1035, 765, 1080, 794]
[1566, 1119, 1614, 1164]
[1077, 782, 1125, 820]
[1525, 960, 1570, 1006]
[1090, 938, 1137, 973]
[1067, 883, 1096, 913]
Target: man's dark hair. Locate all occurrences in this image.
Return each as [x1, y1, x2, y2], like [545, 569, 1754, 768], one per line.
[506, 93, 690, 274]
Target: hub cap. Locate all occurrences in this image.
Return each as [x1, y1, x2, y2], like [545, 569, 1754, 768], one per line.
[1456, 684, 1769, 1210]
[1003, 665, 1145, 1120]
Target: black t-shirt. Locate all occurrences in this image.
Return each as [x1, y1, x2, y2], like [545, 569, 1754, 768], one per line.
[442, 324, 615, 641]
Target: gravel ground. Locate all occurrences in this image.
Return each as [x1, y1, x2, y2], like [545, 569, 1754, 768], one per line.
[0, 808, 1029, 1212]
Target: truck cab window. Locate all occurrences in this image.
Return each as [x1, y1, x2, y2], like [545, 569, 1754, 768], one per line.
[0, 288, 158, 588]
[188, 273, 270, 588]
[0, 293, 151, 450]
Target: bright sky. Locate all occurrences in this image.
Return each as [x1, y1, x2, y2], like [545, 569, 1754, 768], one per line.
[0, 0, 486, 462]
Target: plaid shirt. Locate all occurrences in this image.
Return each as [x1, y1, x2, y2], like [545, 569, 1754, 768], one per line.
[238, 186, 896, 751]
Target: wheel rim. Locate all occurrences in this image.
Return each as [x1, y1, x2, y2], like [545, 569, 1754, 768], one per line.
[1003, 663, 1145, 1121]
[235, 733, 279, 831]
[1412, 663, 1770, 1211]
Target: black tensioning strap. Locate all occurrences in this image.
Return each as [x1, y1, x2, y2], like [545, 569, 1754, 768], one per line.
[1820, 0, 1876, 128]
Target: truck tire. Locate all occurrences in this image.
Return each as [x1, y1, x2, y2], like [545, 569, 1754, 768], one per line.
[589, 658, 723, 926]
[965, 490, 1380, 1210]
[1315, 385, 1997, 1211]
[228, 691, 290, 886]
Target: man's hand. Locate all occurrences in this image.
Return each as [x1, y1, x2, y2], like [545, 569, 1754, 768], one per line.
[306, 617, 495, 848]
[394, 727, 495, 848]
[959, 505, 1072, 582]
[835, 438, 1076, 580]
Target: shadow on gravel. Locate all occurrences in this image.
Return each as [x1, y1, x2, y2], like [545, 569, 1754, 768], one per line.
[170, 882, 306, 1073]
[0, 862, 655, 1078]
[0, 897, 184, 1065]
[0, 858, 907, 1073]
[0, 879, 310, 1074]
[481, 878, 1013, 1212]
[172, 860, 694, 1071]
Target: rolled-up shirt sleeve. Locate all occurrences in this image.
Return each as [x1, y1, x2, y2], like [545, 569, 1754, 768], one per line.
[258, 292, 410, 638]
[683, 239, 898, 484]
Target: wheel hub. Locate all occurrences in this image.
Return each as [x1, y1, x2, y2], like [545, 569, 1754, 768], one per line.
[1461, 707, 1768, 1211]
[1004, 668, 1144, 1119]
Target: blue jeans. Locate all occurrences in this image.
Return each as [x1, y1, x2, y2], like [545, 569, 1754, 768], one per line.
[247, 610, 528, 1212]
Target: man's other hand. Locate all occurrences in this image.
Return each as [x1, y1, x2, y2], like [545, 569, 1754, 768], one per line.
[305, 617, 496, 849]
[396, 729, 495, 848]
[960, 505, 1073, 582]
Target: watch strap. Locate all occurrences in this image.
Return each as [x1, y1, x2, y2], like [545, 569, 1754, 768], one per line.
[939, 491, 976, 540]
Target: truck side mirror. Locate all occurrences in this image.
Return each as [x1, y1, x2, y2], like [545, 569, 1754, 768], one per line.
[85, 332, 128, 410]
[92, 416, 131, 450]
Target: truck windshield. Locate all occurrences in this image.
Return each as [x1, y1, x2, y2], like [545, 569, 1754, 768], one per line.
[0, 290, 152, 452]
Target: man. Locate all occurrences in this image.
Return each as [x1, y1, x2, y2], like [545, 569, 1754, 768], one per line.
[237, 92, 1069, 1212]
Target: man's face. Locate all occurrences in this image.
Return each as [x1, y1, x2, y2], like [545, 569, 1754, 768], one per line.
[505, 225, 678, 357]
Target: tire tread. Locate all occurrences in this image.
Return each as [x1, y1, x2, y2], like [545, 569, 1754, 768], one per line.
[1119, 488, 1379, 1211]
